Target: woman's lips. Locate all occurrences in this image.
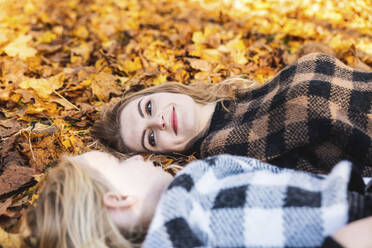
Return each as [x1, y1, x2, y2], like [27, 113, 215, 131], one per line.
[172, 107, 178, 135]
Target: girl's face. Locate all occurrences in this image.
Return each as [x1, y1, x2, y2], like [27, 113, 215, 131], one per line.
[71, 151, 173, 229]
[119, 92, 203, 153]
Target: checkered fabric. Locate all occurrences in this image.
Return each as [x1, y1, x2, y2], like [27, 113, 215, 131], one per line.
[194, 53, 372, 176]
[143, 154, 352, 248]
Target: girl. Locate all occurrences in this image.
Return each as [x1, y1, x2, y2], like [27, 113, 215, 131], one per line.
[92, 53, 372, 176]
[25, 150, 372, 247]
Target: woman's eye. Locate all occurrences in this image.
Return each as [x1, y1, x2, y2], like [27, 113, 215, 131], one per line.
[146, 101, 152, 115]
[148, 131, 156, 147]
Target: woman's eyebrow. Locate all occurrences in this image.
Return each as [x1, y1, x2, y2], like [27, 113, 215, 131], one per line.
[137, 98, 144, 118]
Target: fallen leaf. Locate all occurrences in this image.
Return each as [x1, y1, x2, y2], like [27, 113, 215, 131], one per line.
[0, 199, 12, 216]
[185, 58, 212, 71]
[0, 227, 23, 248]
[19, 73, 64, 99]
[0, 119, 22, 138]
[4, 35, 37, 60]
[91, 72, 122, 101]
[0, 164, 36, 196]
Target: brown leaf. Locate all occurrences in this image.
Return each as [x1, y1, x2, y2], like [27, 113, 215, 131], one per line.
[36, 42, 62, 53]
[18, 125, 61, 171]
[91, 72, 122, 102]
[0, 199, 12, 216]
[0, 164, 36, 196]
[0, 119, 22, 138]
[0, 135, 28, 169]
[185, 58, 212, 71]
[49, 96, 76, 110]
[14, 89, 36, 104]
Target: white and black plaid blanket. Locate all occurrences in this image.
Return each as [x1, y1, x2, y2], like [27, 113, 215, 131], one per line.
[143, 154, 353, 248]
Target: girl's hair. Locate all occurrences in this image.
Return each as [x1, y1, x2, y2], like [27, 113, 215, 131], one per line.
[91, 77, 260, 154]
[25, 157, 145, 248]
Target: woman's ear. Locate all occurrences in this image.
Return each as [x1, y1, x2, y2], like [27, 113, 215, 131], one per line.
[103, 192, 138, 209]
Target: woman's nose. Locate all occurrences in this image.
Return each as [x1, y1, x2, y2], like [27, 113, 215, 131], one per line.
[148, 114, 165, 130]
[129, 155, 144, 161]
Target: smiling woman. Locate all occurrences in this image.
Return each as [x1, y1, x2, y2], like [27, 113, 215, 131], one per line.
[92, 76, 254, 154]
[92, 53, 372, 176]
[120, 93, 216, 153]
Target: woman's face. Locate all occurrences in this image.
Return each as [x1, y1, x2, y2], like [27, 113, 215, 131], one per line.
[71, 151, 173, 229]
[119, 92, 203, 153]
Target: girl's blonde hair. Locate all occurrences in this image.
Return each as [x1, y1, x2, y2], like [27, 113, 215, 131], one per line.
[25, 157, 144, 248]
[91, 77, 260, 154]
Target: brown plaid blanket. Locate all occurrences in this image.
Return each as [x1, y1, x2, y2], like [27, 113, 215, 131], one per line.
[194, 53, 372, 176]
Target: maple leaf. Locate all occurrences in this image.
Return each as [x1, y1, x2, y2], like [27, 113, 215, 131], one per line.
[19, 73, 64, 99]
[0, 227, 23, 248]
[0, 164, 36, 195]
[91, 72, 122, 102]
[185, 58, 212, 72]
[3, 35, 37, 60]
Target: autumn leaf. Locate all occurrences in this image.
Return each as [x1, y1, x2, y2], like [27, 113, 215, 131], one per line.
[91, 72, 122, 102]
[19, 73, 64, 99]
[185, 58, 212, 71]
[0, 227, 23, 248]
[3, 35, 37, 60]
[0, 164, 36, 196]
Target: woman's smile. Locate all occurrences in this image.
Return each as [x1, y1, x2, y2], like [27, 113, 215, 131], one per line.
[171, 107, 178, 135]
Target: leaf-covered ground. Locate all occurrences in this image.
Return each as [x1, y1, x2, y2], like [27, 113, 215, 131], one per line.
[0, 0, 371, 246]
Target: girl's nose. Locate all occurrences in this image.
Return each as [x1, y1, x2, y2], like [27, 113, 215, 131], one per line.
[149, 114, 165, 130]
[130, 155, 144, 161]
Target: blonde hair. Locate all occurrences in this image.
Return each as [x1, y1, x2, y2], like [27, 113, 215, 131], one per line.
[25, 157, 144, 248]
[91, 77, 260, 154]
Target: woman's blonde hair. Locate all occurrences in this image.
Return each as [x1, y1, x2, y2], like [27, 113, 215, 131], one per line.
[25, 157, 144, 248]
[91, 77, 260, 154]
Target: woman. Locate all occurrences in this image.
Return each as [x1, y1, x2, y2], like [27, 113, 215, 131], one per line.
[25, 150, 372, 247]
[92, 53, 372, 175]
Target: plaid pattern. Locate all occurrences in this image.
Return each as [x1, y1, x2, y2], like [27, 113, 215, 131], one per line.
[196, 53, 372, 176]
[143, 155, 352, 248]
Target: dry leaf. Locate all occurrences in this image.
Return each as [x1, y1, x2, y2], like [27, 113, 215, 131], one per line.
[91, 72, 122, 102]
[185, 58, 212, 71]
[4, 35, 36, 60]
[0, 199, 12, 216]
[0, 164, 36, 196]
[19, 73, 64, 99]
[0, 119, 22, 138]
[0, 227, 23, 248]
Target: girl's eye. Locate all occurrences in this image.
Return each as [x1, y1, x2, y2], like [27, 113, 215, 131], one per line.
[146, 101, 152, 115]
[148, 131, 156, 147]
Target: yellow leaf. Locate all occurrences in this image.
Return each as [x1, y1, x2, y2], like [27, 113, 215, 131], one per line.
[122, 57, 142, 74]
[152, 74, 167, 85]
[0, 227, 23, 248]
[19, 73, 64, 99]
[24, 1, 37, 14]
[73, 25, 89, 39]
[37, 31, 57, 44]
[0, 30, 8, 45]
[221, 36, 248, 65]
[4, 35, 36, 60]
[200, 49, 222, 63]
[192, 31, 205, 44]
[91, 72, 122, 102]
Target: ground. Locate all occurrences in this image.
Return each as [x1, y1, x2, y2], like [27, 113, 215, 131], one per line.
[0, 0, 371, 246]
